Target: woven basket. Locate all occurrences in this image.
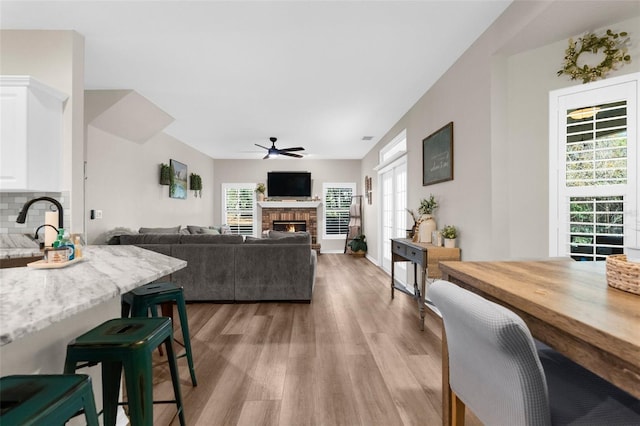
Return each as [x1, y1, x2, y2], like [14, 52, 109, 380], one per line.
[605, 254, 640, 295]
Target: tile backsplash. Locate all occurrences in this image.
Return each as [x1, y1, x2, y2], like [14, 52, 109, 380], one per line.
[0, 192, 70, 235]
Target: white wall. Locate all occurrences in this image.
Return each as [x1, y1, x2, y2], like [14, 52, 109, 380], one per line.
[213, 159, 361, 252]
[360, 1, 640, 264]
[86, 127, 215, 243]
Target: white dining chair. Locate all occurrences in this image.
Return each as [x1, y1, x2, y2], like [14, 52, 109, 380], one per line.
[429, 280, 640, 425]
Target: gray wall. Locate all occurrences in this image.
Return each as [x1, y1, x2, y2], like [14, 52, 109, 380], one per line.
[85, 126, 216, 244]
[213, 159, 361, 252]
[361, 2, 640, 264]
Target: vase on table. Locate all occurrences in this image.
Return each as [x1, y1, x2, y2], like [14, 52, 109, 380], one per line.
[418, 215, 436, 243]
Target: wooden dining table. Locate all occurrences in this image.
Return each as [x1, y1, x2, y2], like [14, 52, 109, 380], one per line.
[437, 259, 640, 426]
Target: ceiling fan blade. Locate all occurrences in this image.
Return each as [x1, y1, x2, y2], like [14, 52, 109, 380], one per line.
[280, 151, 303, 158]
[255, 144, 269, 150]
[279, 147, 305, 152]
[263, 153, 270, 159]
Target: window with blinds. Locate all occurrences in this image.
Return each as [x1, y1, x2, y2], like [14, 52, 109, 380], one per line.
[323, 183, 355, 238]
[566, 101, 627, 187]
[568, 196, 624, 261]
[550, 74, 638, 259]
[563, 101, 628, 260]
[222, 184, 256, 236]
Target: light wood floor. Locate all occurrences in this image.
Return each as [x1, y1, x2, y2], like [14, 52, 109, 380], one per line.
[150, 254, 477, 425]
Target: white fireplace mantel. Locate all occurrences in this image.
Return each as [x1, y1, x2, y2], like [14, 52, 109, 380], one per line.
[258, 201, 322, 209]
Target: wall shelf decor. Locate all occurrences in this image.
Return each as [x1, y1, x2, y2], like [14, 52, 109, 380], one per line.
[423, 122, 453, 186]
[159, 163, 171, 185]
[365, 176, 372, 204]
[557, 29, 631, 84]
[190, 173, 202, 198]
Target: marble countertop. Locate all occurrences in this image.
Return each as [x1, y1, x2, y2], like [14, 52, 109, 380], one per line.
[0, 245, 187, 345]
[0, 234, 42, 259]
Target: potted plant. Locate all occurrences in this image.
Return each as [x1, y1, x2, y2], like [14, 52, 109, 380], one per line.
[255, 183, 266, 201]
[159, 163, 171, 185]
[190, 173, 202, 197]
[417, 194, 439, 243]
[348, 234, 367, 256]
[418, 194, 438, 216]
[442, 225, 458, 248]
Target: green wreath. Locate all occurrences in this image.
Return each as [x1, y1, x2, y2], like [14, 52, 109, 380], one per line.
[557, 29, 631, 84]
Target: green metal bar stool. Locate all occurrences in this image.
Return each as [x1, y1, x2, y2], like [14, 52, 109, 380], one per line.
[0, 374, 99, 426]
[64, 317, 185, 426]
[121, 282, 197, 386]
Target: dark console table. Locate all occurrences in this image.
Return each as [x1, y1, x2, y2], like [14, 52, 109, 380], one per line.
[390, 238, 460, 330]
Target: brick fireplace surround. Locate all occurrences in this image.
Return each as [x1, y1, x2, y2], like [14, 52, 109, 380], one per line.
[259, 201, 321, 253]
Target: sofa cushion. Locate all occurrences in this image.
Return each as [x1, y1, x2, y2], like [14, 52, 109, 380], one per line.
[119, 233, 182, 245]
[138, 225, 181, 234]
[187, 225, 220, 235]
[245, 235, 310, 245]
[266, 231, 311, 244]
[179, 234, 243, 244]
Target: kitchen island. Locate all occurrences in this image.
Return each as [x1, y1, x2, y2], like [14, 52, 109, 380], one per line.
[0, 244, 187, 422]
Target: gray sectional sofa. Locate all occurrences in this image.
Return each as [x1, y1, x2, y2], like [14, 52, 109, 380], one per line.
[116, 231, 316, 302]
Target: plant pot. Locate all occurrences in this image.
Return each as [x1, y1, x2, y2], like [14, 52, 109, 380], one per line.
[444, 238, 456, 248]
[257, 192, 265, 202]
[351, 250, 366, 257]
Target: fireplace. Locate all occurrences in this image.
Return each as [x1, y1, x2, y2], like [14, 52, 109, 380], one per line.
[260, 202, 320, 251]
[273, 220, 307, 233]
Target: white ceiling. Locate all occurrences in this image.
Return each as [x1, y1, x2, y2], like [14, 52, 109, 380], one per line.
[1, 1, 512, 159]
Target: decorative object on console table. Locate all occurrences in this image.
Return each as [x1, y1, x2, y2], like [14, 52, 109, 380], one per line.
[417, 194, 438, 243]
[189, 173, 202, 198]
[406, 209, 419, 240]
[160, 163, 171, 185]
[423, 121, 453, 186]
[255, 183, 266, 201]
[169, 159, 187, 199]
[441, 224, 457, 248]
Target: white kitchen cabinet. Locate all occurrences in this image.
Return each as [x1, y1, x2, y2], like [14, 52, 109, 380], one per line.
[0, 76, 68, 191]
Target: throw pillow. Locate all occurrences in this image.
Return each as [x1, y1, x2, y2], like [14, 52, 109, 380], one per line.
[187, 225, 221, 235]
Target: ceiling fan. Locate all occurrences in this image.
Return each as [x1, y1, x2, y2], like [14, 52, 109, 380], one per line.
[255, 137, 305, 159]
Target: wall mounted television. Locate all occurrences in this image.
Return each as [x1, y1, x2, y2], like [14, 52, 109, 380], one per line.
[267, 172, 312, 198]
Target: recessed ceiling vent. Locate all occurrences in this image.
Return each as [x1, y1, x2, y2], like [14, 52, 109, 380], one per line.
[362, 136, 374, 141]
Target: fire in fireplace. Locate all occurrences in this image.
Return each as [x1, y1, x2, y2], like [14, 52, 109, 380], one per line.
[273, 220, 307, 233]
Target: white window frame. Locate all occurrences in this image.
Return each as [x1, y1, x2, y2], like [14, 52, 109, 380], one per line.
[549, 72, 638, 258]
[221, 183, 257, 237]
[323, 182, 356, 239]
[379, 129, 407, 168]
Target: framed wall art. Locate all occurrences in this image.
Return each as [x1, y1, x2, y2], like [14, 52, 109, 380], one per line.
[169, 159, 188, 199]
[422, 121, 453, 186]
